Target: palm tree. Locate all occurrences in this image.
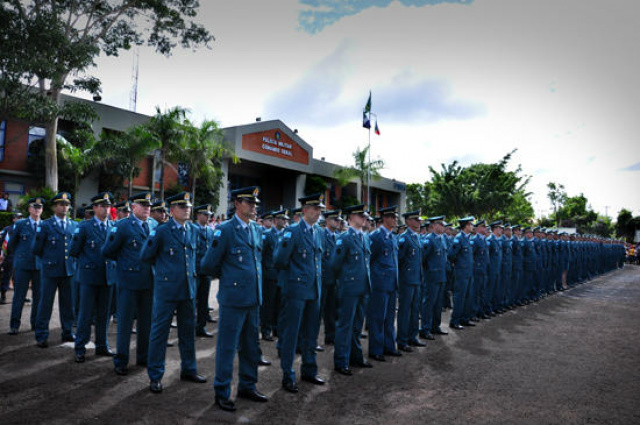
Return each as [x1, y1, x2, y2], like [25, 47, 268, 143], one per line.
[175, 119, 239, 205]
[333, 145, 384, 204]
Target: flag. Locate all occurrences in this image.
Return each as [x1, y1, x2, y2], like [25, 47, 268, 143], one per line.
[362, 110, 371, 129]
[375, 119, 380, 135]
[364, 91, 371, 113]
[1, 232, 8, 258]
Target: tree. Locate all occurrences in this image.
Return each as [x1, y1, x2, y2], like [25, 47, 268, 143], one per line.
[333, 145, 384, 205]
[555, 193, 598, 231]
[615, 209, 638, 242]
[547, 182, 567, 226]
[175, 119, 238, 206]
[0, 1, 213, 191]
[304, 175, 328, 197]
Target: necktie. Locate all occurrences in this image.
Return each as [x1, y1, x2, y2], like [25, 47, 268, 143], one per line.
[100, 222, 106, 235]
[179, 226, 186, 244]
[246, 226, 252, 246]
[61, 219, 66, 231]
[33, 222, 37, 232]
[142, 221, 149, 237]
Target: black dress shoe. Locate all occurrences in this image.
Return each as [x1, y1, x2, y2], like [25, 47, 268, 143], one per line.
[36, 340, 48, 348]
[434, 328, 449, 335]
[262, 334, 274, 342]
[422, 333, 436, 340]
[301, 374, 325, 385]
[215, 396, 236, 412]
[180, 373, 207, 383]
[196, 329, 214, 338]
[75, 353, 85, 363]
[282, 381, 299, 393]
[324, 339, 334, 345]
[351, 360, 373, 368]
[136, 360, 147, 367]
[360, 333, 367, 339]
[409, 339, 427, 347]
[149, 381, 163, 393]
[258, 356, 271, 366]
[8, 328, 18, 335]
[479, 313, 491, 320]
[114, 366, 129, 376]
[398, 344, 413, 353]
[370, 354, 386, 362]
[95, 347, 115, 356]
[450, 324, 464, 330]
[470, 317, 481, 322]
[61, 334, 75, 343]
[166, 341, 174, 347]
[334, 367, 352, 376]
[384, 350, 403, 357]
[461, 321, 476, 327]
[238, 388, 269, 402]
[315, 345, 325, 352]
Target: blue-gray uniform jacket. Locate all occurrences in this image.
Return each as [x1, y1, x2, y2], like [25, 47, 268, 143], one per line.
[192, 222, 214, 276]
[397, 229, 423, 286]
[486, 234, 502, 277]
[69, 218, 117, 286]
[33, 217, 77, 278]
[261, 227, 279, 282]
[321, 228, 338, 286]
[200, 216, 263, 307]
[330, 227, 371, 297]
[8, 218, 41, 271]
[501, 235, 513, 270]
[273, 221, 322, 300]
[471, 234, 489, 276]
[512, 237, 524, 271]
[448, 232, 473, 277]
[522, 237, 537, 271]
[101, 215, 156, 290]
[140, 220, 197, 301]
[369, 227, 399, 292]
[559, 239, 570, 270]
[422, 232, 447, 283]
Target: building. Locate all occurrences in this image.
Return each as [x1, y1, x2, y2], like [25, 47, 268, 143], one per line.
[0, 96, 406, 215]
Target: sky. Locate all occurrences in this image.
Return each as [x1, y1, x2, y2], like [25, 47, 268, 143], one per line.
[87, 0, 640, 219]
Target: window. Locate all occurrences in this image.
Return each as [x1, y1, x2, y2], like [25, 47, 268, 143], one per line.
[27, 126, 47, 156]
[0, 121, 5, 162]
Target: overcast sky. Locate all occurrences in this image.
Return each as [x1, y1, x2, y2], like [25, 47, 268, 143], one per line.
[89, 0, 640, 218]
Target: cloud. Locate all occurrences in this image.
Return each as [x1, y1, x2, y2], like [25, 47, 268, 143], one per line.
[620, 162, 640, 172]
[298, 0, 474, 34]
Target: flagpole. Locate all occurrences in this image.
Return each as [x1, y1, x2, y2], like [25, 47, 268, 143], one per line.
[367, 113, 371, 211]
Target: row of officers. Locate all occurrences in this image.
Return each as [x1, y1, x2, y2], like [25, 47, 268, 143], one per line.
[4, 186, 626, 413]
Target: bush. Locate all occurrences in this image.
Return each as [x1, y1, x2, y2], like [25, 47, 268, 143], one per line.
[17, 187, 58, 220]
[0, 212, 14, 229]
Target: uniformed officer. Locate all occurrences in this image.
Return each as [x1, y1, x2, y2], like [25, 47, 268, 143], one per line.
[270, 209, 289, 340]
[421, 215, 449, 339]
[367, 206, 400, 361]
[1, 212, 22, 305]
[33, 192, 77, 347]
[141, 192, 206, 393]
[559, 231, 570, 290]
[320, 209, 341, 346]
[331, 204, 373, 375]
[69, 192, 117, 362]
[396, 210, 425, 351]
[486, 221, 504, 315]
[115, 201, 131, 221]
[150, 199, 168, 227]
[273, 193, 326, 392]
[522, 227, 538, 302]
[290, 207, 303, 224]
[500, 223, 514, 311]
[102, 192, 156, 376]
[7, 198, 43, 335]
[192, 204, 215, 337]
[447, 216, 475, 330]
[200, 186, 268, 412]
[471, 220, 490, 320]
[260, 210, 278, 341]
[511, 225, 525, 305]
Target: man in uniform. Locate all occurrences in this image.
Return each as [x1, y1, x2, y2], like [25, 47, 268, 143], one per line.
[1, 212, 22, 304]
[331, 204, 372, 374]
[33, 192, 77, 347]
[141, 192, 206, 393]
[472, 220, 490, 320]
[149, 199, 169, 226]
[396, 210, 424, 351]
[486, 221, 503, 314]
[367, 206, 400, 360]
[260, 210, 278, 341]
[420, 215, 449, 339]
[7, 199, 43, 334]
[274, 193, 326, 392]
[511, 225, 525, 305]
[447, 216, 475, 329]
[115, 201, 131, 221]
[102, 192, 156, 375]
[201, 186, 268, 412]
[192, 204, 215, 337]
[70, 192, 117, 362]
[522, 227, 538, 303]
[320, 209, 341, 346]
[500, 223, 514, 311]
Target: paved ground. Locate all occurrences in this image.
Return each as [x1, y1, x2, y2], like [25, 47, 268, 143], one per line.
[1, 265, 639, 425]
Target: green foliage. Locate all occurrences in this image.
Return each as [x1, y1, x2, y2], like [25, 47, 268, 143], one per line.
[408, 150, 534, 221]
[583, 215, 614, 237]
[547, 182, 567, 226]
[615, 209, 638, 242]
[333, 145, 384, 202]
[305, 175, 328, 196]
[0, 212, 14, 229]
[17, 188, 58, 220]
[555, 193, 598, 230]
[333, 195, 360, 209]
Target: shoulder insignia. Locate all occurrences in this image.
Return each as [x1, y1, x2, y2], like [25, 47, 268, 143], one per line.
[284, 232, 292, 239]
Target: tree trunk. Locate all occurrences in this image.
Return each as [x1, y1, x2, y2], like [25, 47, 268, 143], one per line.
[191, 175, 197, 206]
[128, 170, 134, 197]
[44, 117, 59, 191]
